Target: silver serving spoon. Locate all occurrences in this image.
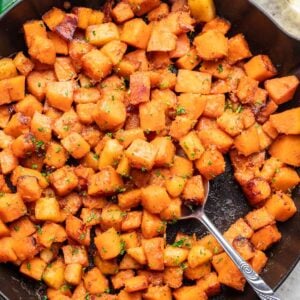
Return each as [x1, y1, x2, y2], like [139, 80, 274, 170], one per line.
[180, 180, 280, 300]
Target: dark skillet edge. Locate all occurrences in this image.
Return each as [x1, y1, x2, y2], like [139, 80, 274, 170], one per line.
[0, 0, 300, 300]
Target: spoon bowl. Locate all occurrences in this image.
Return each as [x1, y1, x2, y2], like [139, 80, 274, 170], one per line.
[179, 179, 280, 300]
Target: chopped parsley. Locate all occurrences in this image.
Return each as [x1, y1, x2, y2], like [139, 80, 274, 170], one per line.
[217, 64, 223, 73]
[120, 240, 126, 255]
[176, 106, 186, 116]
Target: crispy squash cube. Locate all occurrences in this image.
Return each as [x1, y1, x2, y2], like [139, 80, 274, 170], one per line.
[244, 54, 277, 82]
[125, 139, 157, 170]
[124, 275, 148, 292]
[212, 253, 245, 291]
[147, 23, 177, 52]
[31, 112, 52, 142]
[121, 19, 151, 49]
[251, 224, 282, 251]
[180, 131, 205, 161]
[165, 177, 186, 198]
[93, 98, 126, 131]
[101, 40, 127, 65]
[43, 259, 65, 289]
[44, 141, 69, 169]
[176, 47, 201, 70]
[94, 255, 118, 275]
[127, 247, 147, 265]
[11, 166, 48, 188]
[100, 204, 124, 231]
[17, 175, 42, 202]
[148, 3, 169, 22]
[184, 263, 211, 280]
[164, 246, 189, 267]
[194, 30, 228, 60]
[170, 155, 193, 178]
[139, 101, 165, 132]
[169, 116, 195, 141]
[112, 270, 135, 289]
[142, 238, 164, 271]
[227, 34, 252, 64]
[72, 6, 92, 29]
[46, 81, 74, 112]
[88, 10, 105, 25]
[250, 250, 268, 274]
[0, 106, 10, 128]
[245, 207, 275, 231]
[20, 257, 47, 281]
[0, 58, 17, 80]
[264, 75, 299, 104]
[54, 57, 76, 81]
[234, 125, 260, 156]
[195, 148, 225, 180]
[4, 112, 30, 138]
[27, 70, 56, 101]
[216, 110, 244, 137]
[28, 36, 56, 65]
[272, 166, 300, 191]
[182, 175, 205, 204]
[42, 7, 65, 30]
[49, 166, 79, 196]
[86, 23, 120, 46]
[98, 138, 123, 169]
[0, 237, 18, 262]
[0, 76, 26, 105]
[61, 132, 90, 159]
[64, 263, 82, 285]
[264, 192, 297, 222]
[62, 245, 88, 266]
[48, 31, 69, 55]
[196, 272, 221, 297]
[202, 17, 230, 34]
[95, 227, 122, 260]
[173, 285, 207, 300]
[0, 148, 18, 174]
[118, 189, 142, 210]
[122, 211, 142, 231]
[177, 93, 207, 120]
[129, 72, 151, 105]
[88, 166, 124, 196]
[84, 267, 109, 294]
[128, 0, 160, 16]
[163, 267, 183, 289]
[175, 70, 211, 94]
[142, 210, 166, 239]
[112, 2, 134, 23]
[35, 197, 61, 222]
[38, 222, 67, 248]
[23, 20, 47, 47]
[0, 193, 27, 223]
[65, 215, 90, 246]
[15, 94, 43, 118]
[82, 49, 113, 81]
[141, 185, 171, 214]
[151, 137, 175, 167]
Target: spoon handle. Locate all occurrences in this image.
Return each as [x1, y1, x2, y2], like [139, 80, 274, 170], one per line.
[200, 213, 280, 300]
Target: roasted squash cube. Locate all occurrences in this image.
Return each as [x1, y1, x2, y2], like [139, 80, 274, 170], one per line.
[112, 2, 134, 23]
[44, 141, 69, 169]
[124, 275, 148, 292]
[38, 222, 67, 248]
[28, 36, 56, 65]
[61, 132, 90, 159]
[35, 197, 61, 222]
[42, 7, 66, 30]
[264, 75, 299, 104]
[0, 58, 17, 80]
[194, 30, 228, 60]
[43, 259, 65, 289]
[84, 267, 109, 294]
[101, 40, 127, 65]
[0, 193, 27, 223]
[151, 137, 175, 167]
[121, 19, 151, 49]
[175, 70, 211, 94]
[17, 175, 42, 202]
[173, 285, 207, 300]
[182, 175, 204, 204]
[86, 23, 119, 46]
[180, 131, 205, 161]
[125, 139, 157, 170]
[95, 227, 122, 260]
[93, 98, 126, 131]
[129, 72, 151, 105]
[142, 238, 164, 271]
[88, 166, 124, 196]
[23, 20, 47, 47]
[245, 207, 275, 231]
[20, 257, 47, 281]
[227, 34, 252, 65]
[264, 192, 297, 222]
[139, 101, 165, 132]
[82, 49, 113, 81]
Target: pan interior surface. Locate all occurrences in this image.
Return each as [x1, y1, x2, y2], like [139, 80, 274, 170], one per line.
[0, 0, 299, 299]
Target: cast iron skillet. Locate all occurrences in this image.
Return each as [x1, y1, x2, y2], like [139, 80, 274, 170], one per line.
[0, 0, 299, 299]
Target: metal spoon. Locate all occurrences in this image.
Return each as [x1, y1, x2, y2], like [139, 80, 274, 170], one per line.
[180, 180, 280, 300]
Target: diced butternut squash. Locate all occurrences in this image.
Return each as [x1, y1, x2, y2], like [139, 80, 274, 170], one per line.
[234, 125, 260, 156]
[129, 72, 151, 105]
[0, 193, 27, 223]
[173, 285, 208, 300]
[245, 207, 275, 231]
[271, 167, 300, 192]
[112, 2, 134, 23]
[86, 23, 119, 46]
[84, 267, 109, 294]
[142, 238, 164, 271]
[264, 75, 299, 104]
[269, 135, 300, 167]
[269, 107, 300, 135]
[264, 192, 297, 222]
[194, 30, 228, 60]
[28, 36, 56, 65]
[179, 131, 205, 160]
[175, 70, 211, 93]
[139, 101, 165, 132]
[227, 34, 252, 64]
[0, 58, 17, 80]
[121, 19, 151, 49]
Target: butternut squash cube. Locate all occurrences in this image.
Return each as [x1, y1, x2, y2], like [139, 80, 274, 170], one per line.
[196, 272, 221, 297]
[23, 20, 47, 47]
[73, 7, 92, 29]
[227, 34, 252, 65]
[0, 193, 27, 223]
[28, 36, 56, 65]
[194, 30, 228, 60]
[188, 0, 216, 22]
[93, 98, 126, 131]
[38, 222, 67, 248]
[151, 137, 175, 167]
[264, 192, 297, 222]
[182, 175, 205, 204]
[125, 139, 157, 170]
[82, 49, 113, 81]
[44, 141, 69, 168]
[142, 238, 164, 271]
[95, 228, 122, 260]
[35, 197, 61, 222]
[86, 23, 119, 46]
[173, 285, 208, 300]
[17, 175, 42, 202]
[139, 101, 165, 132]
[61, 132, 90, 159]
[129, 72, 151, 105]
[250, 224, 281, 251]
[101, 40, 127, 65]
[142, 210, 166, 239]
[42, 7, 65, 30]
[46, 81, 74, 112]
[271, 167, 300, 192]
[179, 131, 205, 161]
[245, 207, 275, 231]
[141, 185, 171, 214]
[64, 263, 82, 285]
[112, 2, 134, 23]
[128, 0, 160, 16]
[88, 166, 124, 196]
[175, 70, 211, 94]
[84, 267, 109, 294]
[42, 259, 65, 289]
[264, 75, 299, 104]
[20, 257, 47, 281]
[234, 125, 260, 156]
[121, 19, 151, 49]
[0, 58, 17, 80]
